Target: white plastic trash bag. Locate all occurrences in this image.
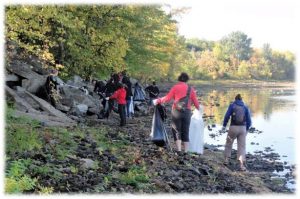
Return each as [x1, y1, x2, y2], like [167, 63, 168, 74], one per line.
[129, 96, 134, 115]
[188, 106, 204, 154]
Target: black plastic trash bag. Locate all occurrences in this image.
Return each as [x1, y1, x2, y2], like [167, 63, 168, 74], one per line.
[150, 106, 171, 150]
[157, 104, 167, 122]
[98, 99, 110, 119]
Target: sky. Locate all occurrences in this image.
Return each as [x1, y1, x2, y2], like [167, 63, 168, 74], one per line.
[165, 0, 299, 53]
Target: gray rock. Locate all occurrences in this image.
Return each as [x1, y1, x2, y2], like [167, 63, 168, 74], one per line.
[55, 103, 71, 112]
[5, 86, 39, 113]
[14, 110, 76, 127]
[80, 158, 96, 170]
[60, 86, 99, 108]
[24, 90, 74, 123]
[77, 104, 88, 114]
[15, 86, 26, 92]
[6, 74, 19, 82]
[7, 60, 47, 93]
[87, 106, 100, 115]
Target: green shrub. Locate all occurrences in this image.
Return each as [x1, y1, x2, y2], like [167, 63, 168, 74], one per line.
[5, 159, 37, 194]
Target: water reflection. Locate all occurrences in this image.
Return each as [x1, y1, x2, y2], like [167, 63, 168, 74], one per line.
[197, 87, 296, 125]
[196, 87, 296, 165]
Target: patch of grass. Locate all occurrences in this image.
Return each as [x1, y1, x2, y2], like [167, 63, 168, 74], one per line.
[6, 107, 43, 155]
[30, 164, 52, 176]
[45, 127, 79, 160]
[120, 165, 150, 187]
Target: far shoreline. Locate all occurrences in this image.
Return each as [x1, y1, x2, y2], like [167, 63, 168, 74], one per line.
[157, 79, 295, 91]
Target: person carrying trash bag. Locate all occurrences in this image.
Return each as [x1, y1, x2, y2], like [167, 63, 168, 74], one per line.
[106, 83, 127, 127]
[222, 94, 252, 171]
[153, 72, 200, 153]
[150, 104, 171, 150]
[188, 105, 205, 154]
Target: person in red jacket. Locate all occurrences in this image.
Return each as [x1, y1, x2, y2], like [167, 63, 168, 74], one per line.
[153, 72, 200, 152]
[106, 83, 127, 126]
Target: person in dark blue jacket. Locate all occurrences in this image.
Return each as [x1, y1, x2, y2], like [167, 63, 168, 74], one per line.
[222, 94, 252, 171]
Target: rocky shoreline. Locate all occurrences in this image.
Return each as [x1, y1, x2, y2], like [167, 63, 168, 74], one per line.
[6, 105, 296, 194]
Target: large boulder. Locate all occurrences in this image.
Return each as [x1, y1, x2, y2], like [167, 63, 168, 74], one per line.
[14, 110, 76, 127]
[66, 75, 87, 88]
[6, 74, 19, 82]
[5, 86, 39, 113]
[60, 86, 101, 115]
[6, 86, 76, 127]
[6, 60, 47, 93]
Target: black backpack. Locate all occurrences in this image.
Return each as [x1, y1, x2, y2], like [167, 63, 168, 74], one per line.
[232, 104, 246, 125]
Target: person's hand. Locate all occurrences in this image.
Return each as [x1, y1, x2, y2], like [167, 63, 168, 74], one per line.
[105, 97, 110, 100]
[221, 126, 226, 133]
[152, 99, 158, 106]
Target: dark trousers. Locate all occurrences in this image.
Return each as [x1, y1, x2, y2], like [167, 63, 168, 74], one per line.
[118, 104, 126, 126]
[171, 109, 191, 142]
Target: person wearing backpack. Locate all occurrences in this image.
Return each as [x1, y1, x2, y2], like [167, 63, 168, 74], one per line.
[222, 94, 252, 171]
[153, 72, 200, 153]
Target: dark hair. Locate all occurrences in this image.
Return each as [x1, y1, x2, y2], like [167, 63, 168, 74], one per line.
[50, 69, 58, 74]
[235, 94, 242, 100]
[152, 81, 156, 85]
[122, 76, 129, 84]
[116, 82, 124, 89]
[178, 72, 189, 82]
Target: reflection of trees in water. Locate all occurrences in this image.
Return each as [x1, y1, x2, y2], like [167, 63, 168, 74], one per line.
[197, 87, 293, 124]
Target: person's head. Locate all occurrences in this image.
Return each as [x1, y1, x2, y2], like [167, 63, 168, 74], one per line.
[152, 81, 156, 86]
[116, 82, 124, 89]
[178, 72, 189, 82]
[122, 76, 129, 83]
[92, 79, 97, 85]
[235, 94, 242, 101]
[50, 69, 58, 76]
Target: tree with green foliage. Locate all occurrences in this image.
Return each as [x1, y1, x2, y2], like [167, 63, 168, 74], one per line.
[5, 6, 295, 81]
[220, 31, 253, 70]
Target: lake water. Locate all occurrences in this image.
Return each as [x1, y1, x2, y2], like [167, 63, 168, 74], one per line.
[196, 86, 296, 188]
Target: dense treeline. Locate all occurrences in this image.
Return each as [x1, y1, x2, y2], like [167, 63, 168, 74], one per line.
[186, 33, 295, 80]
[5, 5, 295, 81]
